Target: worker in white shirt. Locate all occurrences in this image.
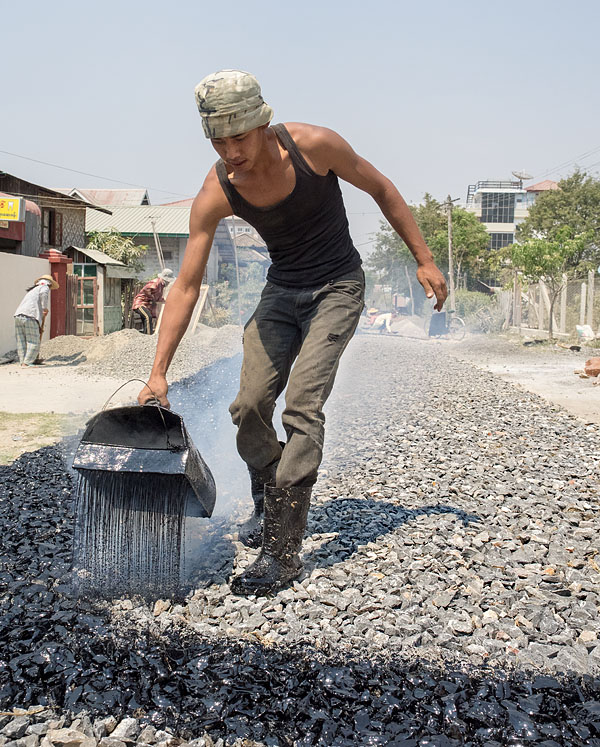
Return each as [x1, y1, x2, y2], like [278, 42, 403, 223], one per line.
[372, 311, 397, 334]
[13, 274, 59, 367]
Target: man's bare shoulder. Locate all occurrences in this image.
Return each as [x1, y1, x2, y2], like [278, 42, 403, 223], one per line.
[283, 122, 343, 151]
[190, 165, 231, 225]
[282, 122, 353, 174]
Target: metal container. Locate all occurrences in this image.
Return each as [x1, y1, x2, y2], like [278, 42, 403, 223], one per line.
[73, 403, 216, 518]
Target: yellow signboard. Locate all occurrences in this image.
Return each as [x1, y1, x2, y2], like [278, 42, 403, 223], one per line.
[0, 196, 24, 221]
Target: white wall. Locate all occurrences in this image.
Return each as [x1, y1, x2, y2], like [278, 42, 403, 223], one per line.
[1, 254, 52, 355]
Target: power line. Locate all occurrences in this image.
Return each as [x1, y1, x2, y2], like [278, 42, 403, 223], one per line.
[0, 149, 192, 198]
[534, 144, 600, 180]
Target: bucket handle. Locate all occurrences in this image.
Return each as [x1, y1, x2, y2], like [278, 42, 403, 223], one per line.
[100, 378, 179, 451]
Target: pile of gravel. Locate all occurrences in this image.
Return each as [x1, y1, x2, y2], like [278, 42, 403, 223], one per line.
[36, 325, 242, 382]
[1, 336, 600, 744]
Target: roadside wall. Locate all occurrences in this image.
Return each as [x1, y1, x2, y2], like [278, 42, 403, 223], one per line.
[1, 254, 52, 355]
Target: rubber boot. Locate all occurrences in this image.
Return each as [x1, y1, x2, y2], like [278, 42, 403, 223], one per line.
[238, 460, 279, 548]
[230, 484, 311, 596]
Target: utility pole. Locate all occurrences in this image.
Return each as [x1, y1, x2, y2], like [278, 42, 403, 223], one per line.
[445, 194, 457, 311]
[229, 215, 244, 328]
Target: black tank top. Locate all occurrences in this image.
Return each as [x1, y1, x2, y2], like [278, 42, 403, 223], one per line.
[216, 123, 362, 288]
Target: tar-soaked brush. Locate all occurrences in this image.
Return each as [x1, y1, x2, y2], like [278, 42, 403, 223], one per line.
[72, 380, 216, 598]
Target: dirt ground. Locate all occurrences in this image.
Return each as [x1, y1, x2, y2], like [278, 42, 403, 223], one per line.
[450, 334, 600, 425]
[1, 332, 599, 463]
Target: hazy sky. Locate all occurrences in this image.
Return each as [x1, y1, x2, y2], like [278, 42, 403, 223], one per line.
[2, 0, 599, 253]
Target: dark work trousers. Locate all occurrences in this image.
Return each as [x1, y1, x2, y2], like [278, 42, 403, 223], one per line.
[229, 267, 365, 488]
[136, 307, 154, 334]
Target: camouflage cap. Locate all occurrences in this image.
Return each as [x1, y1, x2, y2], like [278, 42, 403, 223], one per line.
[194, 70, 273, 139]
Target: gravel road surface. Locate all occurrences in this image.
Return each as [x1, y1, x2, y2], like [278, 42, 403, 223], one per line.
[1, 335, 599, 745]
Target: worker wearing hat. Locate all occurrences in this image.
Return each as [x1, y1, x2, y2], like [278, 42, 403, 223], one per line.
[14, 275, 59, 367]
[132, 268, 175, 334]
[138, 69, 447, 595]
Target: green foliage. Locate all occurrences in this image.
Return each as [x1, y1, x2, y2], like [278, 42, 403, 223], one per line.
[453, 289, 495, 318]
[501, 228, 589, 289]
[518, 171, 600, 267]
[430, 208, 491, 281]
[367, 220, 412, 283]
[410, 193, 447, 246]
[369, 194, 490, 293]
[86, 230, 148, 273]
[495, 228, 589, 338]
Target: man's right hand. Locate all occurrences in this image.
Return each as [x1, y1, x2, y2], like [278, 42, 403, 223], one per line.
[138, 376, 170, 408]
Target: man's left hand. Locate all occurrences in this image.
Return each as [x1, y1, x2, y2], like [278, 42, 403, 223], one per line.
[416, 262, 448, 311]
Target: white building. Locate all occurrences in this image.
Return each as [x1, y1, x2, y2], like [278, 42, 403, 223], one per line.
[465, 179, 558, 249]
[224, 216, 263, 242]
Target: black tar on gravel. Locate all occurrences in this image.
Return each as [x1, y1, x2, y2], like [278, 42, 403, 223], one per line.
[1, 448, 599, 744]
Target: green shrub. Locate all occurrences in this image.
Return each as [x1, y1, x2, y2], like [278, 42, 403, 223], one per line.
[201, 306, 232, 328]
[454, 290, 495, 317]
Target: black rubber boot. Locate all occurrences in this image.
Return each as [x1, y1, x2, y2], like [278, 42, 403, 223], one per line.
[238, 459, 279, 548]
[230, 484, 311, 596]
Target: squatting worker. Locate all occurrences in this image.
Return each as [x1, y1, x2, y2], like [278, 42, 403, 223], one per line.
[132, 268, 175, 334]
[14, 274, 59, 367]
[138, 70, 447, 595]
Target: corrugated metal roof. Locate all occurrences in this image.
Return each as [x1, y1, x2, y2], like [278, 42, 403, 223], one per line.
[234, 232, 267, 249]
[85, 205, 191, 236]
[160, 197, 194, 207]
[65, 245, 138, 278]
[66, 245, 125, 265]
[79, 189, 150, 206]
[57, 188, 149, 207]
[238, 247, 271, 263]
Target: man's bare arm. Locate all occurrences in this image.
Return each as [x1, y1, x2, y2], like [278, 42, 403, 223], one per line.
[138, 168, 231, 406]
[289, 123, 448, 310]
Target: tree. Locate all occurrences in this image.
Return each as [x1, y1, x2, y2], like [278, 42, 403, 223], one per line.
[518, 171, 600, 267]
[366, 220, 416, 311]
[430, 207, 490, 287]
[369, 196, 490, 296]
[410, 193, 447, 248]
[496, 228, 589, 339]
[86, 230, 148, 273]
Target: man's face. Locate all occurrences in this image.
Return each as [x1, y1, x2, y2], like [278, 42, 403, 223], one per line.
[210, 125, 267, 172]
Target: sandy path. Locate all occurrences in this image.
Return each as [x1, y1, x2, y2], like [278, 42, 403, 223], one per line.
[0, 362, 135, 414]
[450, 335, 600, 424]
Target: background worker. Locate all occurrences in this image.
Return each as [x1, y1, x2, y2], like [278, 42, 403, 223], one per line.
[372, 310, 398, 334]
[13, 275, 59, 367]
[138, 69, 447, 596]
[132, 268, 175, 334]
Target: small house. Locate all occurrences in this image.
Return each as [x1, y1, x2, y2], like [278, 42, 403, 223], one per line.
[64, 246, 138, 335]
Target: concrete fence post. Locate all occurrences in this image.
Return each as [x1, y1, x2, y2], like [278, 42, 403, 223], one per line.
[515, 276, 522, 332]
[580, 282, 587, 326]
[587, 270, 595, 328]
[560, 275, 567, 334]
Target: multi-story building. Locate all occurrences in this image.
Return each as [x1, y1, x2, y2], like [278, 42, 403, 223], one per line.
[465, 178, 558, 249]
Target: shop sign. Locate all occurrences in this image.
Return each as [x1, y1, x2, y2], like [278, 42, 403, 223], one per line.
[0, 196, 24, 221]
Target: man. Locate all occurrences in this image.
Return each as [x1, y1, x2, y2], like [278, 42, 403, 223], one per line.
[14, 274, 59, 367]
[132, 268, 174, 334]
[372, 310, 398, 334]
[138, 69, 447, 595]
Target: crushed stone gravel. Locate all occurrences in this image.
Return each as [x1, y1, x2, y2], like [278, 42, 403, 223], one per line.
[35, 325, 242, 382]
[1, 335, 599, 745]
